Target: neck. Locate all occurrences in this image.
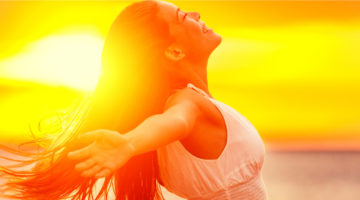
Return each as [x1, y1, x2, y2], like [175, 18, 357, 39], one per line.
[169, 56, 211, 97]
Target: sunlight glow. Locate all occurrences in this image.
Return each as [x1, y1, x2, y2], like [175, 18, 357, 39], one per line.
[0, 33, 104, 91]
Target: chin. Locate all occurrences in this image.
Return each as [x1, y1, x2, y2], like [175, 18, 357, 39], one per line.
[208, 32, 222, 52]
[213, 32, 222, 47]
[198, 31, 222, 57]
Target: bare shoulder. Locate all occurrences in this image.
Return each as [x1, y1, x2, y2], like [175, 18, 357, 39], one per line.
[163, 87, 208, 114]
[163, 87, 219, 125]
[164, 88, 228, 159]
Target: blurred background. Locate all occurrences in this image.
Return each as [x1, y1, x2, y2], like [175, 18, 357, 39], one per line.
[0, 0, 359, 199]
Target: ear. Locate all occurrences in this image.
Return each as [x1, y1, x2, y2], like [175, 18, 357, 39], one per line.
[164, 45, 185, 61]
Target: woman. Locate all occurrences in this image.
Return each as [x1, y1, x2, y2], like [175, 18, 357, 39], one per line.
[0, 0, 266, 199]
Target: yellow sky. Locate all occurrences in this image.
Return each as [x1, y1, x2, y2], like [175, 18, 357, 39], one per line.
[0, 0, 359, 150]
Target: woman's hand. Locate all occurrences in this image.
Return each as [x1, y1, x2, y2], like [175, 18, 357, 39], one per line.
[67, 129, 135, 179]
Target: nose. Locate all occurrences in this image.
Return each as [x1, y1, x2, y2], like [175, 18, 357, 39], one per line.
[188, 12, 200, 21]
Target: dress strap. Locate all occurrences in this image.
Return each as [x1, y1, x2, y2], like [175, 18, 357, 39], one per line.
[187, 83, 212, 99]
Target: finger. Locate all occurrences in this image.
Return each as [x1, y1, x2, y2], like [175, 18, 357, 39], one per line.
[81, 165, 102, 178]
[94, 169, 112, 179]
[75, 158, 96, 172]
[67, 143, 94, 160]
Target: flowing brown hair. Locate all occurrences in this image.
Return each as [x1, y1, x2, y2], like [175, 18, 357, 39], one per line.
[0, 0, 177, 199]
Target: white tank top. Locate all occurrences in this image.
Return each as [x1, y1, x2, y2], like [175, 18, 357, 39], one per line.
[157, 83, 267, 200]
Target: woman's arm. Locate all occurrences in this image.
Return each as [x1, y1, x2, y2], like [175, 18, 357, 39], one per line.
[67, 89, 202, 178]
[126, 96, 201, 156]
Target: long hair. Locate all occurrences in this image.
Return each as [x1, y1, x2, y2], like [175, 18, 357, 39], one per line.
[0, 1, 176, 199]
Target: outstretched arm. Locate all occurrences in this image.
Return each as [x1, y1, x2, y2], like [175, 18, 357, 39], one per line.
[67, 90, 201, 178]
[126, 97, 200, 156]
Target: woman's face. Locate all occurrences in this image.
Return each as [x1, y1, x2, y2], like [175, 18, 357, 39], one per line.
[156, 1, 222, 60]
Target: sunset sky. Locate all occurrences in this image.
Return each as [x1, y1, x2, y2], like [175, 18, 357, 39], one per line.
[0, 0, 359, 151]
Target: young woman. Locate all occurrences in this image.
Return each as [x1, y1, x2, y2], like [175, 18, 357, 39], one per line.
[0, 0, 267, 199]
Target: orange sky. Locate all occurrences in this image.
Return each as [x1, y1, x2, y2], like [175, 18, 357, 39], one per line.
[0, 0, 359, 150]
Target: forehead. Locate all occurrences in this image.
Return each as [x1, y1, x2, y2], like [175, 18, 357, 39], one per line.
[156, 1, 179, 23]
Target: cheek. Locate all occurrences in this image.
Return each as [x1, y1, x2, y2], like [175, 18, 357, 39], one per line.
[186, 26, 205, 47]
[175, 23, 209, 53]
[183, 22, 203, 40]
[176, 31, 200, 51]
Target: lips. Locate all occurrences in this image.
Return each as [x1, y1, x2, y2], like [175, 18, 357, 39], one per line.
[201, 24, 210, 33]
[199, 20, 212, 34]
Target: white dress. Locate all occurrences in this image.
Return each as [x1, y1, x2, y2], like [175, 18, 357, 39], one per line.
[157, 83, 267, 200]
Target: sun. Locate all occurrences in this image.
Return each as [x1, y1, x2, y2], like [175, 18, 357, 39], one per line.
[0, 33, 104, 91]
